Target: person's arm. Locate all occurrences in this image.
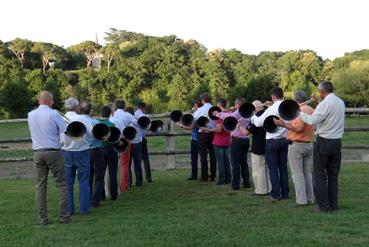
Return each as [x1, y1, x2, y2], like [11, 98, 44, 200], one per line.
[274, 118, 304, 133]
[252, 106, 271, 127]
[238, 126, 250, 136]
[300, 102, 327, 125]
[177, 122, 194, 130]
[53, 111, 67, 135]
[200, 123, 222, 133]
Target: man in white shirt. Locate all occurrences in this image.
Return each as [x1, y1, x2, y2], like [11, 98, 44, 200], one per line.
[252, 87, 289, 201]
[299, 81, 345, 212]
[135, 102, 153, 183]
[62, 97, 92, 215]
[193, 93, 217, 182]
[28, 91, 71, 225]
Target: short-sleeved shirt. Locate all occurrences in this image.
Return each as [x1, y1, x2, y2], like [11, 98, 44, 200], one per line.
[212, 119, 231, 147]
[287, 105, 315, 142]
[97, 118, 115, 147]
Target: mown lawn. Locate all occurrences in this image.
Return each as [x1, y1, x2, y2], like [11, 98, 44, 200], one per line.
[0, 164, 369, 246]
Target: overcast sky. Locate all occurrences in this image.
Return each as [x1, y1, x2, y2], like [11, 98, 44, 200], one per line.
[1, 0, 368, 59]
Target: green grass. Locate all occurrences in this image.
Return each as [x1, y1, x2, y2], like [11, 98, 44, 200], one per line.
[0, 149, 33, 159]
[0, 165, 368, 246]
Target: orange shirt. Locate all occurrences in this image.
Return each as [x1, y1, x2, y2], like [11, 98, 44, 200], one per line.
[287, 105, 314, 142]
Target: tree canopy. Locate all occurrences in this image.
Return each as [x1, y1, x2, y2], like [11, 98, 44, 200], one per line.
[0, 29, 368, 118]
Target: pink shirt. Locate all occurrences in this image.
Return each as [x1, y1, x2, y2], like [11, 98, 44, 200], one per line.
[212, 119, 231, 147]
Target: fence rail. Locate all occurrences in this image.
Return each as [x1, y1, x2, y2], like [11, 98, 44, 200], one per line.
[1, 110, 369, 167]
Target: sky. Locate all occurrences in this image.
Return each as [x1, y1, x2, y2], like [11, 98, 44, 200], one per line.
[1, 0, 368, 59]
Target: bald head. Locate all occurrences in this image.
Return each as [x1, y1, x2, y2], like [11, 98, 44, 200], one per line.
[39, 91, 53, 107]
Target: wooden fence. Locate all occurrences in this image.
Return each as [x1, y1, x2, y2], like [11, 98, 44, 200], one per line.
[1, 109, 369, 168]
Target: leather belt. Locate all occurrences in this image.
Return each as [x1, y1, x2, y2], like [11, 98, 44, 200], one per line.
[34, 148, 60, 152]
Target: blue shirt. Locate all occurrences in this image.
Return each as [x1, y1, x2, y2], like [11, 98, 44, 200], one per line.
[191, 127, 200, 141]
[28, 105, 67, 150]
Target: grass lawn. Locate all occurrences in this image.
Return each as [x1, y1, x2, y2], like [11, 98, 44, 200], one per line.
[0, 164, 369, 246]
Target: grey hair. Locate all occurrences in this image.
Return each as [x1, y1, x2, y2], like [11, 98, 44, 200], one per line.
[318, 81, 334, 93]
[65, 97, 79, 110]
[293, 91, 308, 104]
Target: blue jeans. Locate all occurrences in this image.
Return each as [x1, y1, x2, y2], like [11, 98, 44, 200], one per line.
[129, 143, 143, 186]
[230, 138, 250, 189]
[63, 150, 90, 214]
[265, 138, 289, 199]
[214, 145, 231, 184]
[190, 140, 199, 179]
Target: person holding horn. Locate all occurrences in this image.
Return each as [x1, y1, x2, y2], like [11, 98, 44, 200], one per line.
[200, 98, 231, 185]
[294, 81, 345, 212]
[28, 91, 71, 225]
[62, 97, 93, 214]
[251, 87, 289, 201]
[135, 102, 153, 183]
[273, 91, 315, 206]
[193, 93, 217, 182]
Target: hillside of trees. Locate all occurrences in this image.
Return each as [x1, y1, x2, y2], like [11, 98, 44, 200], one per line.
[0, 28, 369, 118]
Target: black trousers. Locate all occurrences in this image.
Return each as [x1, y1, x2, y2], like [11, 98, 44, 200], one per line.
[141, 138, 152, 181]
[101, 145, 118, 200]
[129, 143, 143, 186]
[89, 147, 105, 207]
[230, 138, 250, 189]
[199, 132, 216, 180]
[313, 136, 342, 211]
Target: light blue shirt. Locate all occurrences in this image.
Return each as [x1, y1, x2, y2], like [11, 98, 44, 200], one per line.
[28, 105, 67, 150]
[135, 109, 148, 138]
[82, 114, 102, 148]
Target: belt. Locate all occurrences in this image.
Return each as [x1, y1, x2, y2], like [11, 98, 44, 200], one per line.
[291, 140, 311, 144]
[34, 148, 60, 152]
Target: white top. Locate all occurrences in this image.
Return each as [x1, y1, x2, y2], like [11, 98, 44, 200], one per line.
[252, 100, 288, 140]
[135, 109, 148, 138]
[28, 105, 67, 150]
[62, 111, 93, 151]
[300, 93, 345, 139]
[112, 109, 142, 144]
[192, 102, 215, 131]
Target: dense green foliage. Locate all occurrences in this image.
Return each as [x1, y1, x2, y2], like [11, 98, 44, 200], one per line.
[0, 166, 369, 246]
[1, 29, 369, 118]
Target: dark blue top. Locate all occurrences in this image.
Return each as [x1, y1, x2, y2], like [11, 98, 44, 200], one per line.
[247, 110, 266, 155]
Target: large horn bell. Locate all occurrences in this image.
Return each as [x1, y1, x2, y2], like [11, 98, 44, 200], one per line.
[123, 126, 137, 141]
[208, 106, 221, 120]
[278, 99, 300, 121]
[181, 114, 194, 126]
[65, 121, 87, 138]
[149, 120, 164, 133]
[170, 110, 183, 122]
[239, 103, 255, 118]
[222, 116, 238, 132]
[137, 116, 151, 129]
[263, 115, 280, 133]
[107, 126, 121, 144]
[92, 123, 110, 141]
[196, 116, 209, 128]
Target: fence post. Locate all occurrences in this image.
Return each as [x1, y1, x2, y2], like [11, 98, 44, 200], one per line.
[166, 118, 176, 169]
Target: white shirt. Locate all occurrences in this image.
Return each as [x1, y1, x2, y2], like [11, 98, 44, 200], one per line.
[252, 100, 288, 140]
[112, 109, 142, 144]
[192, 102, 215, 131]
[62, 111, 93, 151]
[28, 105, 67, 150]
[135, 109, 148, 138]
[300, 93, 345, 139]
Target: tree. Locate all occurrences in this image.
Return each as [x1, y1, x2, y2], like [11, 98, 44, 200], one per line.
[101, 43, 120, 72]
[32, 42, 64, 73]
[7, 38, 32, 68]
[69, 41, 102, 67]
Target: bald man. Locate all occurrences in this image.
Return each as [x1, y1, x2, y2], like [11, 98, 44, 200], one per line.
[28, 91, 71, 225]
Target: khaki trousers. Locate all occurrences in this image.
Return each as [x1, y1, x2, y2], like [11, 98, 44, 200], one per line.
[33, 150, 70, 223]
[251, 153, 271, 194]
[288, 142, 314, 205]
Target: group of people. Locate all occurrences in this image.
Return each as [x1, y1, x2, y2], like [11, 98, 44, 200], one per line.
[28, 92, 153, 225]
[183, 81, 345, 213]
[28, 79, 345, 225]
